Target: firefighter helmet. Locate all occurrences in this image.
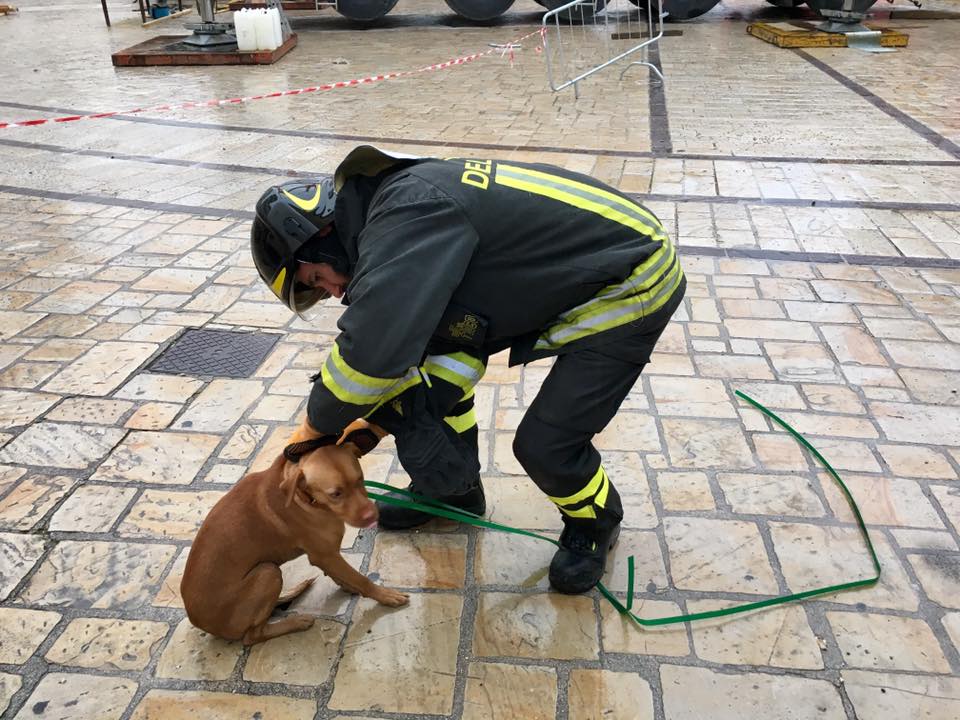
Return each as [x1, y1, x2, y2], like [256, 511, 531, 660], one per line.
[250, 177, 347, 315]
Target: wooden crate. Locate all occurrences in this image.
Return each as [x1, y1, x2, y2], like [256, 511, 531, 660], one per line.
[747, 21, 909, 49]
[112, 33, 298, 67]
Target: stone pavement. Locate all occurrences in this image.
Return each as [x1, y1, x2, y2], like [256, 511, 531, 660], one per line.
[1, 0, 960, 718]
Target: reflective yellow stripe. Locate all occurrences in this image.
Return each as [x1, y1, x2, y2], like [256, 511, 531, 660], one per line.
[321, 342, 411, 406]
[282, 186, 323, 212]
[561, 505, 597, 519]
[548, 465, 606, 507]
[320, 347, 483, 415]
[557, 240, 675, 326]
[320, 363, 366, 405]
[270, 267, 287, 297]
[330, 343, 395, 390]
[365, 368, 423, 416]
[497, 173, 655, 237]
[536, 261, 684, 350]
[444, 407, 477, 434]
[495, 164, 663, 234]
[642, 263, 684, 314]
[557, 257, 681, 333]
[423, 352, 486, 394]
[595, 469, 610, 510]
[549, 467, 611, 519]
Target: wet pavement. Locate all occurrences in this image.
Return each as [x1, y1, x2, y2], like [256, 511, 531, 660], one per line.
[1, 0, 959, 718]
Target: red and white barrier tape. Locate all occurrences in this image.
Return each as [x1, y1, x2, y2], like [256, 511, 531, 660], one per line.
[0, 28, 546, 131]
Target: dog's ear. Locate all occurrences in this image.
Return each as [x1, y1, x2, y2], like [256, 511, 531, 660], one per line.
[279, 460, 304, 508]
[338, 419, 387, 457]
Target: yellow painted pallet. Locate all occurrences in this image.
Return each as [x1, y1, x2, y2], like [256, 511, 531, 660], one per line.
[747, 21, 909, 49]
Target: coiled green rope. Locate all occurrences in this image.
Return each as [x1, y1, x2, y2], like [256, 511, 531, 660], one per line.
[365, 390, 881, 627]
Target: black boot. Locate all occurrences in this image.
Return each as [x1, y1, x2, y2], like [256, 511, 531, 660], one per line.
[548, 510, 622, 594]
[377, 483, 486, 530]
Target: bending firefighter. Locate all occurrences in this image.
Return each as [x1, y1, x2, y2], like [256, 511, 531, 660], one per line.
[251, 146, 686, 594]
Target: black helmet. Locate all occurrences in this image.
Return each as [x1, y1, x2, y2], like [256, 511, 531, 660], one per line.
[250, 178, 348, 316]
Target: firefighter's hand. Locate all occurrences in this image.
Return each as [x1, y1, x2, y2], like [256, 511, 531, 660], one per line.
[341, 418, 388, 441]
[288, 416, 325, 445]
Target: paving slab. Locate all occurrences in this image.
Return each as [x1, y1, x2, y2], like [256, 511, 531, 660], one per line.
[1, 2, 959, 717]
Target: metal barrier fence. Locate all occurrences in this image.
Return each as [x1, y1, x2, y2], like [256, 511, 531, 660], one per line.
[542, 0, 665, 98]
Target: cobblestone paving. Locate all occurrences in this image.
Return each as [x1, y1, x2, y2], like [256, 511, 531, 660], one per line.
[1, 0, 959, 718]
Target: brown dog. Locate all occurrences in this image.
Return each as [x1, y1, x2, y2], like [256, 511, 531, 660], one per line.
[181, 421, 408, 645]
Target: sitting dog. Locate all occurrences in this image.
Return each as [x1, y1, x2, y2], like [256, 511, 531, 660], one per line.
[181, 421, 408, 645]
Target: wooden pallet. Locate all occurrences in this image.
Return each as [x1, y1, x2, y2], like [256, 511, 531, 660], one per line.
[0, 4, 19, 14]
[747, 21, 909, 49]
[227, 1, 328, 9]
[112, 33, 297, 67]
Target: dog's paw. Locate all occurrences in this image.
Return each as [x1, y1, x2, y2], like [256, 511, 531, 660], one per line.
[290, 614, 316, 631]
[375, 587, 410, 607]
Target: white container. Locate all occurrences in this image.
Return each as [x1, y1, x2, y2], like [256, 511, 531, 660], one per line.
[269, 7, 283, 48]
[253, 9, 276, 51]
[234, 10, 257, 53]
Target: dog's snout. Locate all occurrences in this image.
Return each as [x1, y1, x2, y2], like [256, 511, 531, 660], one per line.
[359, 503, 378, 527]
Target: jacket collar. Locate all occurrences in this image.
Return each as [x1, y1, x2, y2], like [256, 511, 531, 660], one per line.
[332, 145, 424, 273]
[333, 144, 421, 191]
[334, 173, 385, 272]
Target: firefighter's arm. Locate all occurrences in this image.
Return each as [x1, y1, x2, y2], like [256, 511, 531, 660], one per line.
[306, 192, 480, 434]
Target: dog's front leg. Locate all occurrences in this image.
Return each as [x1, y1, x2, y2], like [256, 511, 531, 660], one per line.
[308, 553, 409, 607]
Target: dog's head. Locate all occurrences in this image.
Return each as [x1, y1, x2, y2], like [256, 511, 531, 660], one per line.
[280, 419, 385, 528]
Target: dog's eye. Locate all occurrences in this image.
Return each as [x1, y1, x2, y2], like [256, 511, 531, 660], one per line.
[328, 489, 343, 500]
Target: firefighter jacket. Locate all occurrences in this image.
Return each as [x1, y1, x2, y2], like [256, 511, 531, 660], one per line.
[306, 147, 685, 435]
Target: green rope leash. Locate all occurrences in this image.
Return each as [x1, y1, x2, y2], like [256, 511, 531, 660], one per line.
[365, 390, 881, 628]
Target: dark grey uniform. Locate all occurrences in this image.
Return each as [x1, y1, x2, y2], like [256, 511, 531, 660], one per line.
[308, 153, 686, 520]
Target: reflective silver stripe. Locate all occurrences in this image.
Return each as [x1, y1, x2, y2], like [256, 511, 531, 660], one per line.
[537, 260, 682, 349]
[555, 240, 675, 323]
[324, 355, 419, 404]
[323, 354, 385, 401]
[423, 354, 484, 388]
[495, 165, 662, 236]
[377, 367, 424, 403]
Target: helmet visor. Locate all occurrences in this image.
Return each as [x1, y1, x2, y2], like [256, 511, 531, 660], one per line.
[251, 221, 295, 305]
[288, 279, 329, 319]
[252, 216, 331, 318]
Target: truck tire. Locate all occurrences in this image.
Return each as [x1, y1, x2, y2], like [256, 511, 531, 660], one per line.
[536, 0, 608, 24]
[628, 0, 720, 20]
[335, 0, 400, 21]
[443, 0, 516, 20]
[806, 0, 878, 17]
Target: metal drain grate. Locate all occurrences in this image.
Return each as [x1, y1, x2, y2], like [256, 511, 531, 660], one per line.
[147, 329, 280, 378]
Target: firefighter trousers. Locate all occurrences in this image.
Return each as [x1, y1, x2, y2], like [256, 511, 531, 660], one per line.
[512, 283, 685, 521]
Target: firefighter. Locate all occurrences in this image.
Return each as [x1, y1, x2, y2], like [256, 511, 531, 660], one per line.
[251, 145, 686, 594]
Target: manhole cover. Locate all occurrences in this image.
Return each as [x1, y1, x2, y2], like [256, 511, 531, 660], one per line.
[147, 329, 280, 378]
